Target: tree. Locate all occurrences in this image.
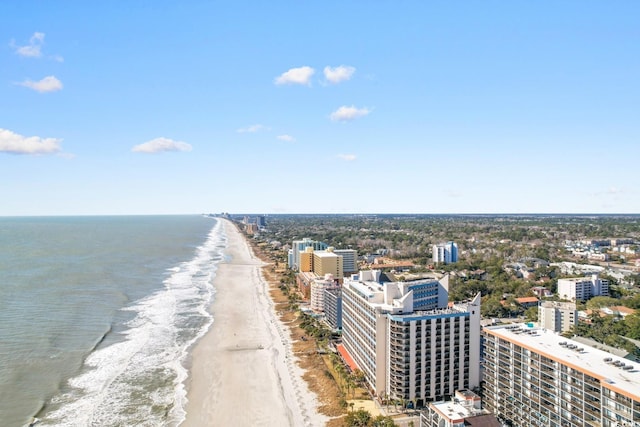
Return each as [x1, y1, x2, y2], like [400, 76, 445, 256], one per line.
[586, 296, 619, 310]
[371, 415, 398, 427]
[344, 409, 372, 426]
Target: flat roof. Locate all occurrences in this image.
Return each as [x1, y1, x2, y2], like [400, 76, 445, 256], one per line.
[346, 280, 381, 298]
[314, 251, 340, 258]
[430, 401, 489, 422]
[484, 324, 640, 400]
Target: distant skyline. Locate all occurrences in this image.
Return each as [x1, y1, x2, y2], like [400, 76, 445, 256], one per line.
[1, 1, 638, 216]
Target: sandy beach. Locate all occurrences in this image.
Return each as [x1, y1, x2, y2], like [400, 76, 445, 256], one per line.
[181, 219, 327, 427]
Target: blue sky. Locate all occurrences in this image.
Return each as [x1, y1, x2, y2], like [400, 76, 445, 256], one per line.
[1, 1, 638, 215]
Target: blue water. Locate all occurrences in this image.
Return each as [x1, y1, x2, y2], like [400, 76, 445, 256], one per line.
[0, 216, 225, 427]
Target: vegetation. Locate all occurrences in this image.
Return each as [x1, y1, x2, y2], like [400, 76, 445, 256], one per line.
[344, 409, 397, 427]
[241, 213, 640, 414]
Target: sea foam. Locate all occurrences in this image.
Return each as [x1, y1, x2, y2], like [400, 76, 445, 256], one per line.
[38, 220, 226, 427]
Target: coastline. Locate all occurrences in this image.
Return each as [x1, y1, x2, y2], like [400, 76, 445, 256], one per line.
[180, 219, 327, 426]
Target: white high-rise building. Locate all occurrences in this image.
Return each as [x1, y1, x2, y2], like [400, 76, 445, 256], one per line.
[557, 274, 609, 301]
[432, 241, 458, 264]
[310, 273, 337, 312]
[341, 271, 481, 406]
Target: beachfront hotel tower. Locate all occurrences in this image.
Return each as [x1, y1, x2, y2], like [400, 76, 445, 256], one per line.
[482, 323, 640, 427]
[433, 241, 458, 264]
[341, 270, 481, 406]
[313, 248, 344, 280]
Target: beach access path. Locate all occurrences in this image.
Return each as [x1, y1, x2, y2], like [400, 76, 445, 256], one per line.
[180, 219, 326, 426]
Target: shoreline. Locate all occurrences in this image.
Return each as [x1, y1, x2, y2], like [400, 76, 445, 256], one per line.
[180, 219, 327, 426]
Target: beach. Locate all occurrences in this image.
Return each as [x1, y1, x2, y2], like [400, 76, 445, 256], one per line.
[181, 219, 327, 426]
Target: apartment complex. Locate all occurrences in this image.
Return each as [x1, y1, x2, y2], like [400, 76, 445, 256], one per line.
[341, 270, 481, 405]
[483, 323, 640, 427]
[539, 301, 577, 333]
[557, 274, 609, 302]
[433, 241, 458, 264]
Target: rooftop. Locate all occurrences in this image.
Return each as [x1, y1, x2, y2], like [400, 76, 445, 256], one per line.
[484, 323, 640, 399]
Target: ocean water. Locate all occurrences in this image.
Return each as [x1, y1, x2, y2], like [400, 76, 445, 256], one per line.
[0, 215, 225, 427]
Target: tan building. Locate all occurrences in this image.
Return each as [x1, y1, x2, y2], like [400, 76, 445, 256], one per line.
[299, 247, 314, 272]
[313, 247, 343, 280]
[539, 301, 577, 333]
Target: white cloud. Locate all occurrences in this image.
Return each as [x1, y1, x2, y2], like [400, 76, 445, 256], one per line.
[131, 137, 192, 154]
[13, 32, 45, 57]
[274, 66, 315, 85]
[51, 54, 64, 63]
[18, 76, 63, 93]
[0, 128, 62, 155]
[324, 65, 355, 84]
[277, 134, 296, 142]
[237, 124, 268, 133]
[337, 154, 357, 161]
[329, 105, 371, 122]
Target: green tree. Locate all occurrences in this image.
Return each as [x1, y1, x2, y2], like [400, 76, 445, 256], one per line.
[345, 408, 371, 426]
[525, 306, 539, 322]
[371, 415, 398, 427]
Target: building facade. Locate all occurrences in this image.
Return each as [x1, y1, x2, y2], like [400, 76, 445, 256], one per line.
[539, 301, 577, 333]
[482, 323, 640, 427]
[299, 247, 314, 272]
[313, 248, 344, 280]
[323, 287, 342, 330]
[433, 241, 459, 264]
[334, 249, 358, 274]
[288, 238, 328, 270]
[557, 274, 609, 302]
[341, 271, 481, 406]
[310, 273, 337, 312]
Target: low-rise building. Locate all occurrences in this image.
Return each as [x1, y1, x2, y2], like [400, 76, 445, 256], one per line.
[421, 390, 500, 427]
[515, 296, 539, 309]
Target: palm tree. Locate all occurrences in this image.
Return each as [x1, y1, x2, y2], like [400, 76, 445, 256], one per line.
[349, 375, 358, 398]
[398, 397, 406, 413]
[335, 364, 346, 389]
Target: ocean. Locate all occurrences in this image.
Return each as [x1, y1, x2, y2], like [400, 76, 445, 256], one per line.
[0, 215, 225, 427]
